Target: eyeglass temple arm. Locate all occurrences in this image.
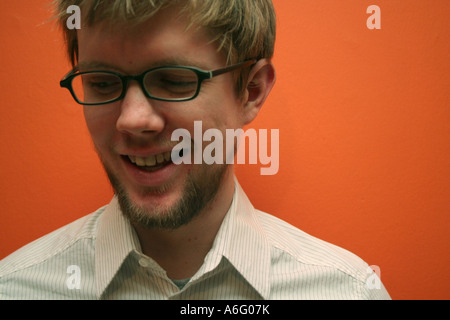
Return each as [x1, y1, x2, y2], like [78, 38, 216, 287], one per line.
[210, 59, 257, 78]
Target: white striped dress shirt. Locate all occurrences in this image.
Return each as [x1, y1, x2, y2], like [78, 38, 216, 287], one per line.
[0, 180, 390, 300]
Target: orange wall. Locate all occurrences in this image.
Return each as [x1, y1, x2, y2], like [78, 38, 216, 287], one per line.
[1, 1, 449, 300]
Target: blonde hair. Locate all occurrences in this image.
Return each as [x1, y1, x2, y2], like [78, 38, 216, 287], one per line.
[54, 0, 276, 96]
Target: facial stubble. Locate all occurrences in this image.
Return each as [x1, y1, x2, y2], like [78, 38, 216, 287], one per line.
[102, 158, 228, 230]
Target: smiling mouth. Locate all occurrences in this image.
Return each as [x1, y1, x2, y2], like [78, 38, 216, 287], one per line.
[126, 151, 171, 172]
[125, 150, 183, 172]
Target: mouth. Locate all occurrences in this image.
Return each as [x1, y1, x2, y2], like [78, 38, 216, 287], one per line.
[124, 149, 187, 173]
[125, 151, 173, 172]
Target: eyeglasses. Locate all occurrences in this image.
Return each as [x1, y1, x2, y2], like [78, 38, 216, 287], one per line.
[60, 59, 256, 105]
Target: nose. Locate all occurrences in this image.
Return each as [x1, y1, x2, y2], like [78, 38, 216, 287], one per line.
[116, 82, 165, 136]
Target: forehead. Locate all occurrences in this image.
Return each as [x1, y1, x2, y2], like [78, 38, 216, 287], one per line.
[77, 7, 224, 73]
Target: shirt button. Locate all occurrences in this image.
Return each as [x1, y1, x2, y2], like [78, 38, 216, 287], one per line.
[139, 258, 150, 268]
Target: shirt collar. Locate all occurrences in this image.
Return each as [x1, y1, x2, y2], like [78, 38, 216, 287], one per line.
[214, 179, 271, 299]
[94, 179, 271, 299]
[95, 196, 142, 298]
[190, 179, 271, 299]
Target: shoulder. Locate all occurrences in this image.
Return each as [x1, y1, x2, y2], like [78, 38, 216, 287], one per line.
[256, 210, 366, 273]
[0, 205, 105, 278]
[254, 210, 390, 299]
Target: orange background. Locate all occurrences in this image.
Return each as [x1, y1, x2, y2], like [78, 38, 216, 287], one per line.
[1, 1, 449, 300]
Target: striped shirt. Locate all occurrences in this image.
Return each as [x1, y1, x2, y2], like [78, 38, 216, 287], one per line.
[0, 180, 390, 300]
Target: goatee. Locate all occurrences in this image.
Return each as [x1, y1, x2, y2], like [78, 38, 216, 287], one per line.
[103, 162, 228, 230]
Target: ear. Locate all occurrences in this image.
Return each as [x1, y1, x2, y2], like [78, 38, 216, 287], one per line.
[242, 59, 276, 125]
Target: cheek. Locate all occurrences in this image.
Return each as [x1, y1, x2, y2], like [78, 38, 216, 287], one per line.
[83, 106, 119, 146]
[215, 87, 245, 128]
[193, 91, 244, 130]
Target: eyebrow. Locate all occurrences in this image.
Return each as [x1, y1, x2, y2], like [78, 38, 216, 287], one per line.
[76, 58, 214, 73]
[76, 61, 118, 71]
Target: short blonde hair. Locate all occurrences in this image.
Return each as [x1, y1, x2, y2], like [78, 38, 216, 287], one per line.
[54, 0, 276, 96]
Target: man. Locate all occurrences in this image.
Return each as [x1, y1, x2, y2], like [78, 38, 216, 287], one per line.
[0, 0, 390, 300]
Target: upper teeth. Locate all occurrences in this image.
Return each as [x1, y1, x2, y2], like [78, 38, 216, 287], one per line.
[128, 151, 171, 167]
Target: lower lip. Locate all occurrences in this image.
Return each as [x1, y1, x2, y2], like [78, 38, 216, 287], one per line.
[121, 156, 181, 187]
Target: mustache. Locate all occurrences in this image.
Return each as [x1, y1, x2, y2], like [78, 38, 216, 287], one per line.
[118, 135, 180, 150]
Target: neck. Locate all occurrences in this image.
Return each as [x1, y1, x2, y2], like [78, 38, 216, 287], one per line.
[133, 168, 236, 280]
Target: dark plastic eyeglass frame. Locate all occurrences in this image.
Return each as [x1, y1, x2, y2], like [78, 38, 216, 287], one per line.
[60, 59, 257, 105]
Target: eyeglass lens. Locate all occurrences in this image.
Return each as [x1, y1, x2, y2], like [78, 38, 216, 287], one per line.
[70, 68, 200, 104]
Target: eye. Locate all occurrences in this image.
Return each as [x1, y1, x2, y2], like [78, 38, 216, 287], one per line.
[160, 77, 197, 90]
[145, 68, 198, 98]
[84, 74, 122, 94]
